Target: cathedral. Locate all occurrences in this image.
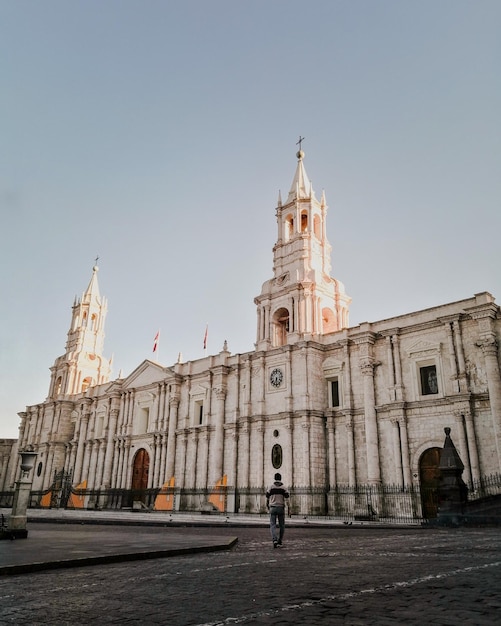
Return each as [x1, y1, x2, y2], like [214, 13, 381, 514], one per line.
[2, 150, 501, 518]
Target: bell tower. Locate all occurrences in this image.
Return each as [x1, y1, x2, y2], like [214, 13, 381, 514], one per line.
[255, 149, 351, 350]
[48, 263, 111, 398]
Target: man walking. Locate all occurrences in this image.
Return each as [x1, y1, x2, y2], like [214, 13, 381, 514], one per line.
[266, 473, 290, 548]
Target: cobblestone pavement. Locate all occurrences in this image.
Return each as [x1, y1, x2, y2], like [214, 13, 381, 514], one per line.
[1, 525, 500, 625]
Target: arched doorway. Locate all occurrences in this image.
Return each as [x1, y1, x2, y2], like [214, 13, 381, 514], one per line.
[419, 447, 441, 519]
[131, 448, 150, 504]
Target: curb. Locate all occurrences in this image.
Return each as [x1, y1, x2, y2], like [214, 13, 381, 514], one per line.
[0, 536, 238, 576]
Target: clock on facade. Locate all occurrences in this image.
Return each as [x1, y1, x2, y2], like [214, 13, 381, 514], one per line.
[270, 368, 283, 388]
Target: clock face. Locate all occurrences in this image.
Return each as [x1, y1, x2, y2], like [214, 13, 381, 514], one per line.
[270, 368, 283, 388]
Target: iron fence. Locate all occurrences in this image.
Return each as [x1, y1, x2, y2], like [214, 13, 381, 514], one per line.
[2, 472, 501, 525]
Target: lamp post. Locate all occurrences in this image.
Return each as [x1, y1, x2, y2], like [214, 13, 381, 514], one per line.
[7, 450, 38, 539]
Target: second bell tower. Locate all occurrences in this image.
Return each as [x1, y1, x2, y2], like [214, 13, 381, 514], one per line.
[255, 149, 351, 350]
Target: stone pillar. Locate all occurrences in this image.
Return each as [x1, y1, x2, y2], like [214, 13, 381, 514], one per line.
[301, 415, 311, 486]
[454, 412, 471, 485]
[392, 335, 404, 401]
[391, 418, 403, 487]
[399, 417, 412, 487]
[87, 441, 99, 490]
[210, 386, 227, 485]
[74, 411, 90, 485]
[120, 440, 130, 488]
[165, 397, 180, 481]
[284, 416, 294, 487]
[478, 336, 501, 471]
[8, 452, 38, 538]
[327, 417, 336, 488]
[239, 418, 250, 489]
[360, 361, 381, 484]
[101, 399, 119, 488]
[463, 410, 481, 485]
[346, 418, 356, 487]
[256, 421, 265, 488]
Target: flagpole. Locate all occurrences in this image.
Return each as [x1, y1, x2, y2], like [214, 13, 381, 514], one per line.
[153, 330, 160, 362]
[203, 324, 208, 356]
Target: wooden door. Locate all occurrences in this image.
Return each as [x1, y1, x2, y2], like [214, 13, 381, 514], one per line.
[131, 449, 149, 500]
[419, 447, 441, 519]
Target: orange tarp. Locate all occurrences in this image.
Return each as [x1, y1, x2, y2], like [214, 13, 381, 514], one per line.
[208, 475, 227, 512]
[154, 477, 175, 511]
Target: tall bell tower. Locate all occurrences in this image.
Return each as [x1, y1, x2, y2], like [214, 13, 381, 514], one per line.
[255, 148, 351, 350]
[48, 263, 111, 398]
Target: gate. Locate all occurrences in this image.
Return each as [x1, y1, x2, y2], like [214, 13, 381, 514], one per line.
[49, 469, 73, 509]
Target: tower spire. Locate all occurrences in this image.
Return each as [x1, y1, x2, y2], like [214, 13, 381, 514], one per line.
[47, 263, 111, 398]
[254, 148, 351, 350]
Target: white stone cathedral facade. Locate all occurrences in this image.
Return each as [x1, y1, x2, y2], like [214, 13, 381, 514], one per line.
[3, 150, 501, 517]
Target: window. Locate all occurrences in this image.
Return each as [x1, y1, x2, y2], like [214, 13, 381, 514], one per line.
[330, 379, 340, 407]
[272, 444, 283, 469]
[420, 365, 438, 395]
[196, 401, 204, 425]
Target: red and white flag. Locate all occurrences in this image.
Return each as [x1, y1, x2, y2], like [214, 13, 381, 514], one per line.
[153, 331, 160, 353]
[203, 324, 208, 350]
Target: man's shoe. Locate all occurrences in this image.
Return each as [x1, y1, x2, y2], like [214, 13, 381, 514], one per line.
[278, 540, 282, 546]
[273, 541, 278, 548]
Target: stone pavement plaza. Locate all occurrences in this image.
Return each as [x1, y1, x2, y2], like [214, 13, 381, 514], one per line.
[1, 515, 500, 624]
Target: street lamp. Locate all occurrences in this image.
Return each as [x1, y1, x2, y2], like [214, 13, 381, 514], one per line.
[7, 449, 38, 539]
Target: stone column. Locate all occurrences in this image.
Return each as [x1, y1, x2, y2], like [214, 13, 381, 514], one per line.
[94, 441, 106, 490]
[256, 421, 264, 488]
[284, 416, 294, 486]
[301, 415, 311, 486]
[463, 410, 480, 486]
[479, 336, 501, 471]
[87, 441, 99, 490]
[346, 417, 356, 487]
[239, 418, 250, 489]
[73, 413, 89, 485]
[177, 432, 188, 490]
[210, 386, 227, 485]
[391, 419, 403, 487]
[158, 434, 168, 486]
[327, 417, 336, 488]
[399, 417, 412, 487]
[165, 397, 180, 481]
[101, 398, 120, 489]
[392, 335, 404, 401]
[120, 440, 130, 488]
[360, 360, 381, 484]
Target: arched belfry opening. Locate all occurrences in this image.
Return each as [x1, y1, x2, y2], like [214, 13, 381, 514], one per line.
[322, 307, 336, 334]
[273, 307, 290, 347]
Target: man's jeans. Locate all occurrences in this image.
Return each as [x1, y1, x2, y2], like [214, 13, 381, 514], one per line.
[269, 505, 285, 543]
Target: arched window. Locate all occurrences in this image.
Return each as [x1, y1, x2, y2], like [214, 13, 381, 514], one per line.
[313, 214, 321, 239]
[285, 214, 294, 241]
[55, 376, 62, 396]
[81, 377, 92, 392]
[90, 313, 97, 330]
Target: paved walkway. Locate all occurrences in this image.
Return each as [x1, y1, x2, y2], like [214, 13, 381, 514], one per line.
[0, 509, 241, 575]
[0, 507, 415, 575]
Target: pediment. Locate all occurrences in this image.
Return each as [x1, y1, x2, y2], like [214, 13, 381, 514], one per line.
[406, 339, 441, 357]
[122, 359, 166, 389]
[322, 356, 344, 377]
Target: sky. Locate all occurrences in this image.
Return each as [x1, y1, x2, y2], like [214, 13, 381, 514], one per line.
[1, 0, 500, 438]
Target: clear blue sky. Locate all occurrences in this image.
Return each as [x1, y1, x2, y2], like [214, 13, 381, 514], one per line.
[1, 1, 500, 438]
